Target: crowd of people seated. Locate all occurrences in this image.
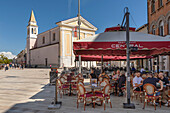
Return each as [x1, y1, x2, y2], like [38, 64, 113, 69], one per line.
[58, 67, 170, 109]
[132, 71, 169, 106]
[88, 67, 169, 106]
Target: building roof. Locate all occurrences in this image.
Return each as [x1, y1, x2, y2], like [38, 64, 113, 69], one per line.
[136, 24, 148, 32]
[56, 16, 97, 31]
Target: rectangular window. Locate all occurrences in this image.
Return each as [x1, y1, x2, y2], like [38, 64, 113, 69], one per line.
[159, 26, 164, 36]
[42, 37, 45, 44]
[152, 29, 156, 35]
[53, 33, 55, 41]
[159, 0, 163, 7]
[151, 0, 155, 13]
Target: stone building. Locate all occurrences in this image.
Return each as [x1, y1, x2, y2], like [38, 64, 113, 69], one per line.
[15, 49, 26, 66]
[147, 0, 170, 72]
[26, 10, 97, 68]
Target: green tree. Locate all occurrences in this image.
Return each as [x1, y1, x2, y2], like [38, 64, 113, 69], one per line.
[0, 54, 10, 64]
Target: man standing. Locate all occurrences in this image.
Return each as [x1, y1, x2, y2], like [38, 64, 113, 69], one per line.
[133, 71, 143, 91]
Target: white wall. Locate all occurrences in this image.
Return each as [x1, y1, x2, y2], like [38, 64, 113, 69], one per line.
[37, 27, 59, 48]
[30, 44, 59, 67]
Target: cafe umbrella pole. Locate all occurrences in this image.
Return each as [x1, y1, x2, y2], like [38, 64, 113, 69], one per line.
[123, 7, 135, 109]
[48, 75, 62, 109]
[78, 0, 81, 74]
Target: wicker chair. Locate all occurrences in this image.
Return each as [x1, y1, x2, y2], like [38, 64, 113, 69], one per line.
[100, 80, 108, 87]
[117, 82, 126, 97]
[77, 84, 93, 111]
[98, 76, 103, 84]
[94, 84, 112, 110]
[57, 79, 69, 98]
[77, 73, 83, 78]
[143, 83, 161, 110]
[131, 80, 143, 103]
[168, 90, 170, 107]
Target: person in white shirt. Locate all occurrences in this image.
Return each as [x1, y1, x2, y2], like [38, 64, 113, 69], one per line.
[133, 71, 143, 91]
[112, 70, 120, 80]
[140, 67, 145, 73]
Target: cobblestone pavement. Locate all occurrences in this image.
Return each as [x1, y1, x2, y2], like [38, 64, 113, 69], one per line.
[0, 69, 169, 113]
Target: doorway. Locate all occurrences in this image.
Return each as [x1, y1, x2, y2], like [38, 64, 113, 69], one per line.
[45, 58, 48, 67]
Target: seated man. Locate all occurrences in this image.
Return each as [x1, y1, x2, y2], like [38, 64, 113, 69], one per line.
[133, 71, 143, 91]
[112, 70, 120, 80]
[118, 71, 126, 96]
[143, 73, 163, 96]
[112, 70, 120, 95]
[158, 71, 169, 105]
[158, 71, 169, 87]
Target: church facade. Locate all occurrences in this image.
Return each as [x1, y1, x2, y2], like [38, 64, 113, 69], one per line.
[26, 10, 97, 68]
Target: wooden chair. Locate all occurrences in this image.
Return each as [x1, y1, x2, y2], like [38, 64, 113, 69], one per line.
[100, 80, 108, 87]
[117, 82, 126, 96]
[57, 79, 69, 98]
[77, 84, 93, 111]
[110, 78, 118, 95]
[76, 73, 84, 82]
[98, 76, 103, 84]
[77, 73, 83, 78]
[168, 90, 170, 107]
[143, 83, 161, 110]
[131, 80, 143, 103]
[94, 84, 112, 110]
[103, 78, 109, 84]
[71, 77, 83, 94]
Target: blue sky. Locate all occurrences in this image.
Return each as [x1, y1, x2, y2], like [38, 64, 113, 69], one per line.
[0, 0, 147, 55]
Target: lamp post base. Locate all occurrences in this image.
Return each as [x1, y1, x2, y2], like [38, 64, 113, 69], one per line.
[123, 103, 135, 109]
[48, 101, 62, 109]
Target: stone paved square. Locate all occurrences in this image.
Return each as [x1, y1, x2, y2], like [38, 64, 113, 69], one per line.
[0, 69, 169, 113]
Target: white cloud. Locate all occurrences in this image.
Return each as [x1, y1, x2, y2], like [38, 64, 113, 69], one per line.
[0, 52, 16, 59]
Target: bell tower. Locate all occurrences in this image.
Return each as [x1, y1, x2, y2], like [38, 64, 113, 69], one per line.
[26, 10, 38, 67]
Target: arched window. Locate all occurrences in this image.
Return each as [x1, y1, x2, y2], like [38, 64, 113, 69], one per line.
[151, 0, 155, 13]
[32, 28, 34, 34]
[168, 17, 170, 35]
[42, 37, 45, 44]
[159, 20, 164, 36]
[152, 25, 156, 35]
[34, 28, 36, 34]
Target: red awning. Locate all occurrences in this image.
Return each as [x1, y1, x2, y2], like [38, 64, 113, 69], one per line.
[73, 31, 170, 56]
[75, 55, 152, 61]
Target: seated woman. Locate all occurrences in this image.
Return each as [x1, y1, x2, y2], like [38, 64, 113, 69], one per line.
[112, 71, 116, 79]
[118, 71, 126, 96]
[89, 68, 97, 79]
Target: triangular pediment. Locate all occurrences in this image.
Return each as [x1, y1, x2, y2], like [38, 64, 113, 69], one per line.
[56, 16, 97, 31]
